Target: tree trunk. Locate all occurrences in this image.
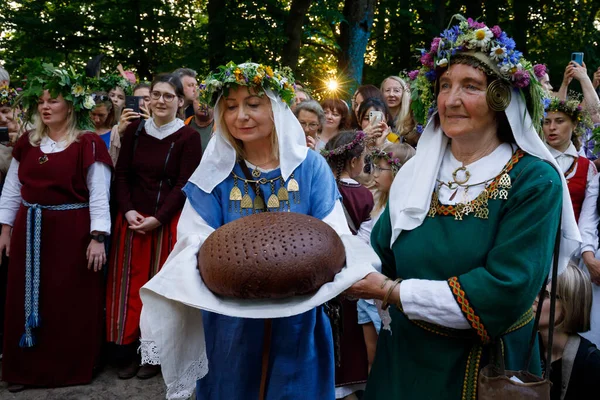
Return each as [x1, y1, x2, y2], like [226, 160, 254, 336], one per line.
[337, 0, 376, 88]
[207, 0, 227, 70]
[281, 0, 313, 72]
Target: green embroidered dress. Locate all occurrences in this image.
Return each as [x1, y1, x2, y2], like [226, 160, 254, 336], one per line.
[365, 151, 562, 400]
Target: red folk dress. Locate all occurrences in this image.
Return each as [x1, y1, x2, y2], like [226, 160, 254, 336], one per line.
[566, 156, 590, 222]
[2, 132, 112, 387]
[106, 120, 202, 345]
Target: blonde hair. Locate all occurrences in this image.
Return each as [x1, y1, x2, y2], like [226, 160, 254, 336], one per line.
[28, 101, 81, 147]
[372, 142, 415, 215]
[555, 262, 593, 334]
[217, 95, 279, 162]
[381, 76, 412, 135]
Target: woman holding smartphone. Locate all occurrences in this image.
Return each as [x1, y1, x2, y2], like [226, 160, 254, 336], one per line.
[357, 98, 395, 149]
[106, 73, 202, 380]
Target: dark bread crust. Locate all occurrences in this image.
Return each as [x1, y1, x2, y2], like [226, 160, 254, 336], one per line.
[198, 212, 346, 299]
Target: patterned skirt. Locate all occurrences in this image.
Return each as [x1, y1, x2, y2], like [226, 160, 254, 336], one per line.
[106, 211, 179, 345]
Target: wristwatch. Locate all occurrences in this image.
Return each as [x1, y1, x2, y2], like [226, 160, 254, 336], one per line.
[91, 233, 107, 243]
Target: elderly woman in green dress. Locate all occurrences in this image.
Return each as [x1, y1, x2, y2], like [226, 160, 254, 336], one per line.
[347, 16, 581, 399]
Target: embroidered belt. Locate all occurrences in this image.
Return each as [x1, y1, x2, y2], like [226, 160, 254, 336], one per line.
[19, 200, 89, 348]
[399, 306, 534, 400]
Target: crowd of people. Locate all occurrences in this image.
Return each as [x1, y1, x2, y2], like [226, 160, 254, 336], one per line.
[1, 15, 600, 400]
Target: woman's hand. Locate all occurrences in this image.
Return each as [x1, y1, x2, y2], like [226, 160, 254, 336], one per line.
[306, 135, 316, 150]
[568, 61, 592, 84]
[139, 105, 151, 120]
[125, 210, 145, 227]
[129, 216, 161, 234]
[345, 272, 389, 300]
[562, 64, 574, 87]
[583, 251, 600, 285]
[0, 225, 12, 265]
[86, 238, 106, 272]
[118, 108, 141, 135]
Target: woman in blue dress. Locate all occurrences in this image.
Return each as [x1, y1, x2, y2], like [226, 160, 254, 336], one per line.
[138, 62, 378, 400]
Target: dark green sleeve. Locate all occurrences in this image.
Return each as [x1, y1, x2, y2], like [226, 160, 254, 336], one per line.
[371, 205, 398, 278]
[449, 161, 562, 340]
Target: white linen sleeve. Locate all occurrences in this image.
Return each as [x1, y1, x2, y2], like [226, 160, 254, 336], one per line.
[356, 218, 375, 245]
[400, 279, 471, 329]
[0, 158, 22, 226]
[579, 173, 600, 255]
[587, 160, 598, 185]
[87, 161, 112, 234]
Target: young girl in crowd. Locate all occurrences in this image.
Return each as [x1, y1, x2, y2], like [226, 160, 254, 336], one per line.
[356, 141, 415, 373]
[322, 130, 372, 399]
[535, 262, 600, 400]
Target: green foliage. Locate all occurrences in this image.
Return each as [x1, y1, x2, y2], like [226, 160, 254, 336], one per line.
[1, 0, 599, 103]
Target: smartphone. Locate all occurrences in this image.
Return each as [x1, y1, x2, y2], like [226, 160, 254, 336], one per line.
[125, 95, 143, 114]
[0, 127, 9, 143]
[369, 110, 384, 126]
[571, 52, 584, 66]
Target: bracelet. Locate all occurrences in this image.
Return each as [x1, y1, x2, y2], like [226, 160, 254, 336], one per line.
[380, 277, 390, 290]
[381, 278, 401, 310]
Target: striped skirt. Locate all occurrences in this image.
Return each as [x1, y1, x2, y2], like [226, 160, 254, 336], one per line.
[106, 212, 179, 345]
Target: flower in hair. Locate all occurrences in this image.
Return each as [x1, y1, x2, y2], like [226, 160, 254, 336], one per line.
[371, 148, 403, 174]
[200, 61, 296, 107]
[406, 14, 544, 132]
[544, 96, 594, 141]
[0, 86, 19, 107]
[320, 131, 366, 160]
[17, 59, 95, 130]
[533, 64, 547, 79]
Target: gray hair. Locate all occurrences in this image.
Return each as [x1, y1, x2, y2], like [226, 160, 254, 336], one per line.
[0, 66, 9, 85]
[173, 68, 197, 79]
[294, 100, 325, 131]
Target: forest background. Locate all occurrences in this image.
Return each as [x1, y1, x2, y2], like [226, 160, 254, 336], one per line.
[1, 0, 599, 99]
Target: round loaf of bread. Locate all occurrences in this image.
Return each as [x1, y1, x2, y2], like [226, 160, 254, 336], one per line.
[198, 212, 346, 299]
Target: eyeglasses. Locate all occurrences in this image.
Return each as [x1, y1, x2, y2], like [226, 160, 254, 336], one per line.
[299, 122, 320, 131]
[150, 91, 177, 103]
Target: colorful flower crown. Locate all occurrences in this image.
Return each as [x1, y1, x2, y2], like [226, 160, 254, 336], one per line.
[407, 15, 544, 131]
[0, 86, 19, 107]
[200, 62, 296, 107]
[371, 148, 403, 174]
[543, 96, 594, 140]
[90, 74, 133, 96]
[18, 59, 95, 130]
[320, 131, 366, 159]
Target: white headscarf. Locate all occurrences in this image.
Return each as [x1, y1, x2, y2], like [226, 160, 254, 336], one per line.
[188, 89, 308, 192]
[388, 88, 581, 275]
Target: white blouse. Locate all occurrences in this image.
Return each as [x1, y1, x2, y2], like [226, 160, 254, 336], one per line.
[145, 117, 185, 140]
[0, 136, 112, 234]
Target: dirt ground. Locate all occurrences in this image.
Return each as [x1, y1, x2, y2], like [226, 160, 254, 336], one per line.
[0, 362, 195, 400]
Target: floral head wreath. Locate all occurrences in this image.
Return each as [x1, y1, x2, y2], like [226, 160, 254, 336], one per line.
[0, 86, 20, 107]
[407, 14, 545, 133]
[17, 59, 95, 130]
[90, 74, 133, 96]
[320, 131, 367, 160]
[200, 61, 296, 107]
[371, 148, 404, 174]
[543, 96, 594, 142]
